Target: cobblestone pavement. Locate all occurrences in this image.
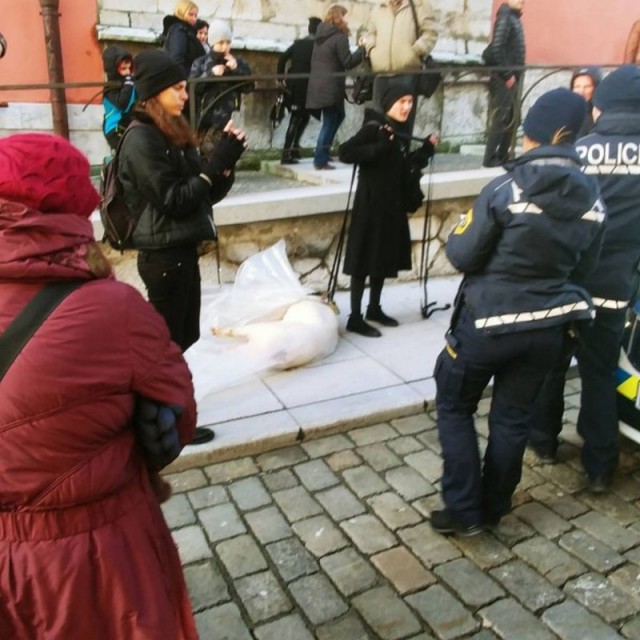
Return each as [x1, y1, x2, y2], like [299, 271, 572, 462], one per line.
[163, 378, 640, 639]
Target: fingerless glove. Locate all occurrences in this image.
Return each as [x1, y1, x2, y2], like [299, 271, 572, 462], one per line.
[202, 133, 246, 178]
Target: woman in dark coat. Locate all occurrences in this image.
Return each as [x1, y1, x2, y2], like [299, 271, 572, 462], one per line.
[338, 80, 436, 337]
[161, 0, 205, 76]
[121, 50, 246, 444]
[306, 4, 364, 170]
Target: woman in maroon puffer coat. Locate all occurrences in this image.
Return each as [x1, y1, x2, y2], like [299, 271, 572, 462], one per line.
[0, 134, 198, 639]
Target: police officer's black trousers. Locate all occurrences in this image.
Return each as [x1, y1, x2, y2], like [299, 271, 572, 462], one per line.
[435, 305, 564, 525]
[530, 308, 626, 479]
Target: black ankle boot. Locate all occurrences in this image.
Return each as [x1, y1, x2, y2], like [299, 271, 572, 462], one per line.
[346, 314, 382, 337]
[366, 306, 399, 327]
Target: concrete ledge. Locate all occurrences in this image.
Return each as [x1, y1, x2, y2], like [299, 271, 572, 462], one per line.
[91, 164, 501, 237]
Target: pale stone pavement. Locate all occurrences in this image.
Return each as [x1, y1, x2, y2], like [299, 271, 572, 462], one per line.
[163, 377, 640, 640]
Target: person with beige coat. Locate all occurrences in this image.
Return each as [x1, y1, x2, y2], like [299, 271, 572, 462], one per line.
[363, 0, 437, 144]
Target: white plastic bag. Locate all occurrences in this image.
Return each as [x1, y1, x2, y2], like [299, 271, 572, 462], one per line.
[200, 239, 310, 330]
[185, 240, 338, 404]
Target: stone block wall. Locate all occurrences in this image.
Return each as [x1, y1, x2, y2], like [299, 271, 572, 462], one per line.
[102, 195, 473, 296]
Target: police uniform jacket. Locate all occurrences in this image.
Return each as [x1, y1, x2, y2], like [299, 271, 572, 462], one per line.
[447, 145, 605, 334]
[575, 111, 640, 309]
[118, 112, 232, 250]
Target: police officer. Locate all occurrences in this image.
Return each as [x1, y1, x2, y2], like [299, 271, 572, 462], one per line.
[431, 88, 605, 536]
[530, 66, 640, 493]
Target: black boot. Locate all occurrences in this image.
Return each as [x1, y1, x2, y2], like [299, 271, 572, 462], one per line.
[188, 426, 215, 445]
[346, 314, 381, 337]
[280, 152, 299, 165]
[366, 305, 399, 327]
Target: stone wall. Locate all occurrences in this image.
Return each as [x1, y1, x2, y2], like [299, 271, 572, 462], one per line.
[102, 195, 474, 296]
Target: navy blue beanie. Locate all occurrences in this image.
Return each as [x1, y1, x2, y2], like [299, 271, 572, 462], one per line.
[523, 88, 587, 145]
[593, 65, 640, 113]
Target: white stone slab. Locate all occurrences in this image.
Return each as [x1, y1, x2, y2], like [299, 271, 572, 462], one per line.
[290, 384, 425, 435]
[263, 356, 404, 407]
[196, 378, 283, 426]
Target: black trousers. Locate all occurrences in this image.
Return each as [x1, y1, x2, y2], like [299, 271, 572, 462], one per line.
[282, 106, 311, 160]
[483, 74, 518, 167]
[137, 245, 201, 352]
[435, 305, 564, 525]
[530, 308, 627, 479]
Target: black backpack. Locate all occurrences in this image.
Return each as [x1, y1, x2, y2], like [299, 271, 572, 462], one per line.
[99, 120, 144, 251]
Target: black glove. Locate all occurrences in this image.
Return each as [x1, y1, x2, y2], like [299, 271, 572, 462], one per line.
[202, 132, 246, 178]
[134, 397, 183, 469]
[409, 137, 436, 169]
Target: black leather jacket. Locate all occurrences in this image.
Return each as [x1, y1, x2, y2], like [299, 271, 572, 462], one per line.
[118, 113, 233, 250]
[486, 3, 526, 80]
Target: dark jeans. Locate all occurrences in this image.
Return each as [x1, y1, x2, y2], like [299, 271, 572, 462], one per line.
[313, 106, 345, 167]
[282, 106, 311, 160]
[483, 74, 518, 167]
[435, 305, 564, 525]
[372, 74, 418, 151]
[530, 308, 627, 478]
[137, 245, 201, 352]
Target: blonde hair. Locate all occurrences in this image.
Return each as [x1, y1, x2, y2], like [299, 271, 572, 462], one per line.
[550, 127, 574, 145]
[324, 4, 350, 35]
[174, 1, 198, 21]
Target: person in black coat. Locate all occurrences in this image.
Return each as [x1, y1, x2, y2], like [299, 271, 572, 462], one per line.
[121, 50, 247, 445]
[277, 17, 322, 164]
[432, 89, 604, 537]
[482, 0, 526, 167]
[338, 80, 436, 337]
[306, 4, 365, 170]
[161, 1, 205, 76]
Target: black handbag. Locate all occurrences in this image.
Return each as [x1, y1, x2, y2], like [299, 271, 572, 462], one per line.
[408, 0, 443, 98]
[351, 58, 374, 105]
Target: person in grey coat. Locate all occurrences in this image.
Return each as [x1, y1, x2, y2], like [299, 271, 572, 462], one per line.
[306, 4, 364, 170]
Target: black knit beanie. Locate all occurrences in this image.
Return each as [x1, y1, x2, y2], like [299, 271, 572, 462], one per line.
[523, 88, 587, 145]
[593, 65, 640, 113]
[133, 50, 187, 101]
[380, 80, 413, 114]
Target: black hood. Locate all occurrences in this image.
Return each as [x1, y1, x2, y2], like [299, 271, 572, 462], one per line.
[162, 15, 194, 36]
[102, 45, 132, 82]
[506, 145, 600, 221]
[314, 23, 342, 45]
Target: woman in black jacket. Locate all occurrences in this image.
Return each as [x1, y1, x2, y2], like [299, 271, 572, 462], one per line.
[338, 80, 435, 337]
[161, 1, 205, 76]
[306, 4, 364, 170]
[120, 50, 246, 444]
[121, 50, 245, 352]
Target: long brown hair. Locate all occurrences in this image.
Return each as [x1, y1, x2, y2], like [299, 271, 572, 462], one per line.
[135, 101, 196, 148]
[324, 4, 350, 36]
